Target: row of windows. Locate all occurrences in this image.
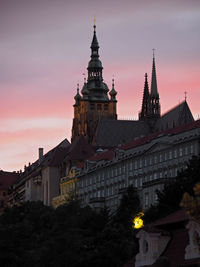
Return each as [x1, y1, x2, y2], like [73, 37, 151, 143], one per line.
[90, 103, 108, 111]
[82, 144, 194, 184]
[129, 144, 194, 170]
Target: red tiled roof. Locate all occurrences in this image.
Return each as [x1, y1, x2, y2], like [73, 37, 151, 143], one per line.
[0, 171, 19, 190]
[123, 257, 135, 267]
[66, 135, 94, 161]
[164, 228, 189, 267]
[153, 209, 188, 227]
[77, 149, 115, 170]
[88, 149, 114, 162]
[121, 119, 200, 151]
[77, 120, 200, 171]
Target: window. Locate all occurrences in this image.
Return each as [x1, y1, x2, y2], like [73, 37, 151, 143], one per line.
[191, 144, 194, 154]
[154, 173, 157, 180]
[169, 151, 172, 160]
[154, 155, 157, 164]
[130, 161, 133, 171]
[135, 179, 138, 188]
[174, 149, 177, 158]
[185, 146, 188, 155]
[144, 158, 147, 167]
[104, 104, 108, 110]
[90, 103, 95, 110]
[179, 148, 183, 157]
[159, 154, 162, 162]
[145, 193, 149, 207]
[139, 159, 142, 168]
[97, 104, 102, 110]
[134, 161, 138, 169]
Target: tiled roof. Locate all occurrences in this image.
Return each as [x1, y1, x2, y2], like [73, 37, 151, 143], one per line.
[0, 171, 19, 190]
[155, 101, 194, 132]
[88, 149, 114, 162]
[152, 209, 188, 227]
[121, 119, 200, 151]
[95, 119, 150, 147]
[66, 135, 94, 161]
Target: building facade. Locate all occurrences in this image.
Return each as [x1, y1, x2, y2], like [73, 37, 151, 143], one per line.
[76, 120, 200, 211]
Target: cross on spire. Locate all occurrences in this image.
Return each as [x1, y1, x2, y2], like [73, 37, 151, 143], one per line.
[184, 91, 187, 102]
[93, 17, 96, 30]
[152, 48, 155, 58]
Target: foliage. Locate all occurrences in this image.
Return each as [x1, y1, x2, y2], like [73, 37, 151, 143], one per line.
[180, 182, 200, 222]
[144, 156, 200, 223]
[0, 186, 140, 267]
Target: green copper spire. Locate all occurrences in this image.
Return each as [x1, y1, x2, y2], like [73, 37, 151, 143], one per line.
[84, 21, 109, 101]
[74, 83, 82, 106]
[150, 49, 159, 99]
[109, 78, 117, 101]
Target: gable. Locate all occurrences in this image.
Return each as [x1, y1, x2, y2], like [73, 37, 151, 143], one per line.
[144, 141, 172, 154]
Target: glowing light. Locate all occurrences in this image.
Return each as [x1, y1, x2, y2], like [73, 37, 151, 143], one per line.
[133, 212, 144, 229]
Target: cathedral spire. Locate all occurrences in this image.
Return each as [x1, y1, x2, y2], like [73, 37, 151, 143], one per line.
[150, 50, 160, 118]
[90, 18, 99, 57]
[150, 49, 159, 99]
[139, 73, 150, 120]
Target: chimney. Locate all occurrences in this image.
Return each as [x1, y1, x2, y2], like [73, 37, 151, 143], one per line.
[39, 148, 43, 164]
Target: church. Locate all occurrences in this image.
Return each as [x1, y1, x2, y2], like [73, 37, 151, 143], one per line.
[71, 23, 194, 148]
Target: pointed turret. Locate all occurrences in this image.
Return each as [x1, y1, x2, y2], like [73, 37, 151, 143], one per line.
[74, 83, 82, 106]
[109, 78, 117, 101]
[150, 50, 159, 99]
[139, 73, 151, 120]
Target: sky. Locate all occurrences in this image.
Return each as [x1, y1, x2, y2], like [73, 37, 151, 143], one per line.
[0, 0, 200, 171]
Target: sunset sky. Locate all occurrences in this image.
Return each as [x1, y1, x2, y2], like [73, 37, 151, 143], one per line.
[1, 0, 200, 171]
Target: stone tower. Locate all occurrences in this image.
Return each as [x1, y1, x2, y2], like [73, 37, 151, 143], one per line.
[71, 23, 117, 145]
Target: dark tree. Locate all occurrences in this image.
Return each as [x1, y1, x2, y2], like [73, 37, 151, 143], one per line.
[144, 156, 200, 223]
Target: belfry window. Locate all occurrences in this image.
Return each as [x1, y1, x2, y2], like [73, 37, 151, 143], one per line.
[97, 104, 102, 110]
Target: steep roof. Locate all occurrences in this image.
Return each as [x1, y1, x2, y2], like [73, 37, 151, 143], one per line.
[95, 119, 151, 147]
[121, 119, 200, 151]
[40, 138, 70, 167]
[66, 135, 94, 161]
[155, 101, 194, 132]
[0, 171, 19, 190]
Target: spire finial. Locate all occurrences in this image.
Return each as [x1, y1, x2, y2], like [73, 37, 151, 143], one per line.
[77, 82, 79, 93]
[184, 91, 187, 102]
[152, 48, 155, 59]
[93, 16, 96, 30]
[112, 75, 115, 88]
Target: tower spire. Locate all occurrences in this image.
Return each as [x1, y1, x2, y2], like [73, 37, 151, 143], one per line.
[149, 50, 160, 118]
[151, 49, 159, 98]
[139, 73, 150, 120]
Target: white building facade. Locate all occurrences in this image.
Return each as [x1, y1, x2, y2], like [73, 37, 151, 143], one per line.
[77, 120, 200, 211]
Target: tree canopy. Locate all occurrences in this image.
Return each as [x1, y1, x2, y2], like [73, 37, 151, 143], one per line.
[0, 185, 140, 267]
[144, 156, 200, 223]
